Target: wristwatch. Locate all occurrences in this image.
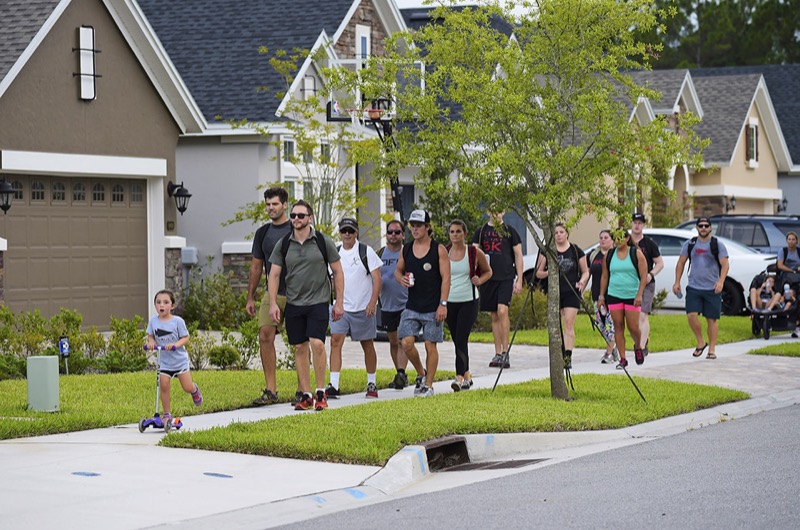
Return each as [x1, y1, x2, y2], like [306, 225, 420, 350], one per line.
[439, 300, 448, 307]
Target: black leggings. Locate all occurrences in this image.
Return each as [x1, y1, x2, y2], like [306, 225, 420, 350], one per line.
[446, 299, 479, 376]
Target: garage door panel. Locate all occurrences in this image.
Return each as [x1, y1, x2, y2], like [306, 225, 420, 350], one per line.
[4, 177, 148, 330]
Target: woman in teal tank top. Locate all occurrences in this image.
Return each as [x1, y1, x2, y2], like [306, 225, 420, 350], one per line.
[598, 231, 647, 369]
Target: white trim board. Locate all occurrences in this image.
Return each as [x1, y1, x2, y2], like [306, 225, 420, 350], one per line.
[0, 150, 166, 177]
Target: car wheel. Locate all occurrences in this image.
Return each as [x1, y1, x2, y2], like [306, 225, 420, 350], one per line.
[721, 279, 744, 316]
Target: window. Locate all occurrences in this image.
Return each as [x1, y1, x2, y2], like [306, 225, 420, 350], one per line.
[302, 149, 313, 164]
[92, 182, 105, 202]
[31, 181, 45, 202]
[320, 143, 331, 164]
[52, 182, 66, 202]
[718, 221, 768, 247]
[303, 76, 316, 100]
[111, 184, 124, 203]
[356, 24, 371, 67]
[283, 140, 295, 162]
[648, 235, 685, 257]
[11, 180, 23, 200]
[73, 182, 86, 202]
[745, 118, 758, 168]
[283, 180, 296, 200]
[131, 183, 144, 203]
[76, 26, 98, 101]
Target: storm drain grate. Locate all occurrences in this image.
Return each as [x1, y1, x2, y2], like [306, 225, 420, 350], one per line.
[441, 458, 549, 472]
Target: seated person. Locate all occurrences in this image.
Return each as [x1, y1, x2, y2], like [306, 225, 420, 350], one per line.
[778, 287, 795, 312]
[754, 276, 782, 312]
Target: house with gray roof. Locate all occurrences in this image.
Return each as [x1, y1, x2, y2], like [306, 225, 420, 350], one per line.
[136, 0, 408, 285]
[0, 0, 204, 327]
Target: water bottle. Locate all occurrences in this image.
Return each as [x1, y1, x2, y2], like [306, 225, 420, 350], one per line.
[676, 289, 683, 299]
[785, 284, 790, 296]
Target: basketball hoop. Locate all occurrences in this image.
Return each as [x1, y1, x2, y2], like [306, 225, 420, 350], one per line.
[367, 108, 384, 121]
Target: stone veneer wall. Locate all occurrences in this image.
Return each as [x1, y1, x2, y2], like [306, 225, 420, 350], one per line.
[334, 0, 389, 59]
[165, 248, 185, 313]
[223, 252, 251, 294]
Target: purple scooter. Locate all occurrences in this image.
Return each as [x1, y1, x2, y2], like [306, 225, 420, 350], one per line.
[138, 345, 183, 433]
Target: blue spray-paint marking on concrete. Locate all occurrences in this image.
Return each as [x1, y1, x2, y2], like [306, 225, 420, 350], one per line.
[310, 496, 328, 505]
[203, 472, 233, 478]
[344, 488, 367, 499]
[401, 446, 427, 475]
[72, 472, 100, 477]
[486, 434, 495, 446]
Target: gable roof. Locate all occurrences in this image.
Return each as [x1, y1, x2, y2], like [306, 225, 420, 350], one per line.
[137, 0, 363, 124]
[0, 0, 205, 133]
[691, 65, 800, 168]
[629, 69, 702, 118]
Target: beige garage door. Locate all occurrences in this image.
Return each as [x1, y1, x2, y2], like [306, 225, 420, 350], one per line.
[1, 175, 148, 329]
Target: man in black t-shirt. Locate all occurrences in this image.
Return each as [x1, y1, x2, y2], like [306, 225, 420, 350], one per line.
[630, 212, 663, 357]
[472, 210, 523, 368]
[245, 187, 292, 406]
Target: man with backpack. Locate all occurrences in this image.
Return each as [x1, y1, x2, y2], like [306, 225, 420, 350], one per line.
[326, 217, 383, 400]
[245, 187, 292, 406]
[630, 212, 663, 357]
[379, 220, 410, 389]
[673, 216, 730, 360]
[268, 200, 344, 411]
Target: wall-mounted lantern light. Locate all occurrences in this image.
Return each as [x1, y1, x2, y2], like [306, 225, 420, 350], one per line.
[724, 195, 736, 213]
[777, 197, 789, 214]
[0, 180, 14, 214]
[167, 181, 192, 215]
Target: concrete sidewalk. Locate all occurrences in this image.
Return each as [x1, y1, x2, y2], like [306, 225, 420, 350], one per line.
[2, 336, 800, 529]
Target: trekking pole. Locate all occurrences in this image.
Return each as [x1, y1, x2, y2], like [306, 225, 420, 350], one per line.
[559, 317, 574, 391]
[619, 362, 647, 403]
[492, 283, 535, 392]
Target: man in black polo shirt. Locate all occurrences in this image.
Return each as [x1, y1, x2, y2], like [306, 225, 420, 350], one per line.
[630, 212, 663, 356]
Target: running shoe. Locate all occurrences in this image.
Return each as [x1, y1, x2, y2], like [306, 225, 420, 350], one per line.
[414, 376, 425, 396]
[290, 390, 304, 406]
[314, 390, 328, 411]
[642, 346, 650, 358]
[416, 385, 434, 397]
[601, 352, 614, 364]
[388, 371, 408, 389]
[616, 358, 629, 370]
[489, 354, 503, 367]
[612, 347, 620, 362]
[451, 379, 461, 392]
[191, 384, 203, 406]
[793, 328, 799, 338]
[365, 383, 378, 399]
[501, 352, 510, 369]
[294, 393, 314, 411]
[252, 388, 278, 406]
[461, 379, 473, 390]
[325, 383, 340, 399]
[634, 348, 644, 365]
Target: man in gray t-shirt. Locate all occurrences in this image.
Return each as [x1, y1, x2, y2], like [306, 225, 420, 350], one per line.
[673, 217, 730, 360]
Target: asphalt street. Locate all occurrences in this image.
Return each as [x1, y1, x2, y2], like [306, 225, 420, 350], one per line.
[278, 404, 800, 529]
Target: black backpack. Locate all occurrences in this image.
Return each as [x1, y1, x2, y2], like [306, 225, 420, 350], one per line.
[336, 242, 371, 275]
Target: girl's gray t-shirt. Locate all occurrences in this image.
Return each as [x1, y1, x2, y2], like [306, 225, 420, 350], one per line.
[146, 315, 190, 371]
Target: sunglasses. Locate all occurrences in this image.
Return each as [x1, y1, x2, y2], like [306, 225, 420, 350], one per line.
[290, 213, 309, 219]
[697, 224, 711, 228]
[387, 229, 403, 235]
[339, 228, 356, 234]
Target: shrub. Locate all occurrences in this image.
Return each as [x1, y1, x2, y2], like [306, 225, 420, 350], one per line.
[0, 352, 26, 380]
[103, 316, 147, 373]
[208, 344, 240, 370]
[186, 322, 215, 371]
[183, 267, 249, 330]
[14, 309, 48, 357]
[231, 319, 260, 370]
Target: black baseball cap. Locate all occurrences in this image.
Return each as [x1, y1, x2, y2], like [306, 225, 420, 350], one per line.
[338, 217, 358, 231]
[696, 216, 712, 226]
[632, 212, 647, 223]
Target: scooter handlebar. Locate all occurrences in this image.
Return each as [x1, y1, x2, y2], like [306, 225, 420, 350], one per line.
[143, 345, 177, 351]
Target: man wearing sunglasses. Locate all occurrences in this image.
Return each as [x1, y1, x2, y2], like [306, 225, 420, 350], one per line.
[327, 217, 383, 400]
[673, 216, 730, 360]
[268, 200, 344, 411]
[630, 212, 663, 357]
[379, 220, 410, 389]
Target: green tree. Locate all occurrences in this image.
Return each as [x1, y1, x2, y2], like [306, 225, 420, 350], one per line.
[338, 0, 705, 399]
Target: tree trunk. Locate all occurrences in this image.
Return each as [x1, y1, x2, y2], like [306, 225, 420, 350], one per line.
[546, 251, 570, 400]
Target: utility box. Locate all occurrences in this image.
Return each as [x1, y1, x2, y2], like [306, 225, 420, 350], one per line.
[27, 356, 60, 412]
[181, 247, 198, 265]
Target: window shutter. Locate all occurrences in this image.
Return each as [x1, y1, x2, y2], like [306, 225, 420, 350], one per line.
[745, 126, 751, 162]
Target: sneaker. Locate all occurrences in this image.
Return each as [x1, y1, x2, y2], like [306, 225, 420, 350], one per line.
[415, 384, 434, 397]
[365, 383, 379, 399]
[314, 390, 328, 411]
[793, 328, 799, 338]
[601, 352, 614, 364]
[563, 351, 572, 370]
[325, 383, 340, 399]
[191, 384, 203, 406]
[616, 358, 629, 370]
[451, 379, 461, 392]
[414, 376, 425, 396]
[290, 390, 303, 406]
[294, 393, 314, 411]
[252, 388, 278, 406]
[634, 348, 644, 365]
[461, 379, 473, 390]
[489, 354, 503, 367]
[389, 371, 408, 390]
[642, 346, 650, 358]
[612, 347, 620, 362]
[501, 353, 510, 369]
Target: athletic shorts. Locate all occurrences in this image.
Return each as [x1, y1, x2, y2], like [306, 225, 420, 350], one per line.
[258, 292, 286, 329]
[559, 289, 582, 309]
[606, 294, 642, 313]
[381, 310, 404, 333]
[641, 281, 655, 314]
[398, 308, 444, 343]
[330, 309, 377, 341]
[685, 286, 722, 320]
[479, 279, 513, 311]
[284, 302, 329, 345]
[159, 368, 189, 378]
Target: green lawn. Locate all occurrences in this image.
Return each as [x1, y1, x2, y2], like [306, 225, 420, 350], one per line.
[161, 375, 748, 465]
[0, 368, 443, 440]
[748, 341, 800, 357]
[471, 314, 755, 351]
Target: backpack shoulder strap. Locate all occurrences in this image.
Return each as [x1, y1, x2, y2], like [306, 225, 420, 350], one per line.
[468, 244, 477, 277]
[280, 233, 291, 262]
[358, 242, 369, 275]
[710, 236, 721, 272]
[315, 231, 329, 268]
[377, 246, 386, 259]
[605, 248, 615, 269]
